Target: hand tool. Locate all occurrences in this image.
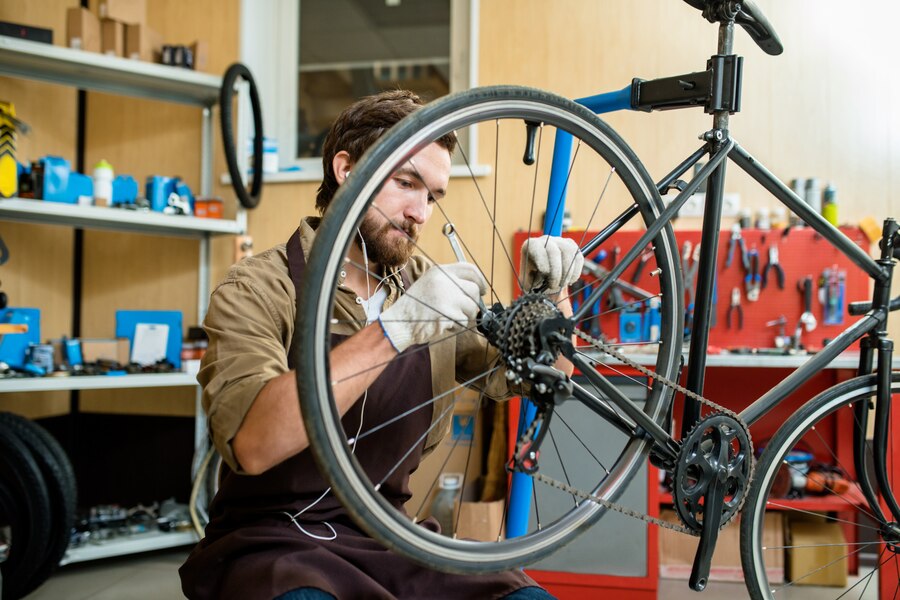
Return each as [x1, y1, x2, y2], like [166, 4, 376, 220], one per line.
[631, 244, 654, 283]
[443, 223, 486, 313]
[745, 249, 761, 301]
[761, 244, 786, 290]
[798, 275, 817, 332]
[682, 241, 701, 336]
[726, 287, 743, 329]
[725, 223, 749, 270]
[607, 245, 626, 309]
[765, 315, 791, 349]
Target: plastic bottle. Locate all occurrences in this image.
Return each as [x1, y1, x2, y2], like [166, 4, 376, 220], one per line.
[431, 473, 462, 537]
[804, 177, 821, 215]
[822, 183, 838, 226]
[93, 159, 114, 206]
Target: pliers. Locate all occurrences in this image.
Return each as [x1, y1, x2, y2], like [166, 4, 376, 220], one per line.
[725, 223, 749, 270]
[762, 244, 786, 290]
[726, 287, 744, 329]
[745, 249, 761, 302]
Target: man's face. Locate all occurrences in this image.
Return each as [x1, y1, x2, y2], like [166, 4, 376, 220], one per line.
[359, 142, 452, 268]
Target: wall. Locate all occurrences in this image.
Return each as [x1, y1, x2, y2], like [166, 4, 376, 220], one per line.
[0, 0, 238, 418]
[2, 1, 898, 419]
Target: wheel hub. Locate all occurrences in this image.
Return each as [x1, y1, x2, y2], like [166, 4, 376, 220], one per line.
[673, 413, 752, 532]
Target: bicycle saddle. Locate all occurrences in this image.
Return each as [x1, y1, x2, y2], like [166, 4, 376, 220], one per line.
[682, 0, 783, 56]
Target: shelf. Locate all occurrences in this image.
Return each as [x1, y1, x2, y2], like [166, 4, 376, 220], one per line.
[61, 529, 198, 565]
[0, 37, 221, 107]
[0, 372, 198, 393]
[0, 198, 243, 237]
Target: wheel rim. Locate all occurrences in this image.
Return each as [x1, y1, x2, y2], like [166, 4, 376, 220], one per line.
[299, 86, 684, 571]
[744, 375, 900, 598]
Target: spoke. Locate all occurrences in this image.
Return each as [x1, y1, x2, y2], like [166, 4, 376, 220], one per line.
[453, 395, 484, 535]
[553, 409, 610, 475]
[412, 424, 469, 520]
[542, 139, 582, 248]
[521, 124, 545, 296]
[573, 350, 653, 391]
[376, 398, 459, 489]
[560, 168, 616, 291]
[331, 322, 483, 386]
[547, 424, 577, 507]
[431, 201, 501, 302]
[491, 119, 500, 306]
[350, 366, 501, 444]
[806, 420, 880, 521]
[779, 459, 879, 523]
[777, 542, 872, 591]
[532, 475, 542, 531]
[454, 124, 521, 297]
[764, 501, 884, 532]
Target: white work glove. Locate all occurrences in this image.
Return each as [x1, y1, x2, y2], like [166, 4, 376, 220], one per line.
[520, 235, 584, 294]
[379, 262, 487, 353]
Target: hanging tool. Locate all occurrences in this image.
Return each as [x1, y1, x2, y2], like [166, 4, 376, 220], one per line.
[726, 287, 743, 329]
[745, 249, 761, 301]
[607, 245, 626, 309]
[765, 315, 791, 350]
[682, 241, 701, 337]
[725, 223, 749, 270]
[761, 244, 786, 290]
[631, 245, 654, 283]
[822, 266, 846, 325]
[798, 275, 817, 333]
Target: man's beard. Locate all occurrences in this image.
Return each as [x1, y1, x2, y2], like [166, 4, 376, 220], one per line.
[357, 214, 419, 268]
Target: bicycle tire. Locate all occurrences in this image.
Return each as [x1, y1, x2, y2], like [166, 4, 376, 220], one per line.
[220, 62, 263, 210]
[297, 85, 683, 572]
[740, 372, 900, 598]
[0, 413, 76, 598]
[0, 419, 52, 600]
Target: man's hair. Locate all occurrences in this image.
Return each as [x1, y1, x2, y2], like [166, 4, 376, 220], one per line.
[315, 90, 457, 214]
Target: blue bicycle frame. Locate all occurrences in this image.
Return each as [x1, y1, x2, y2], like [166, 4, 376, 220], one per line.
[507, 85, 635, 538]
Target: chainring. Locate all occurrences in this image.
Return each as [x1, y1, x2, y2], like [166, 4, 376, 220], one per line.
[672, 413, 752, 532]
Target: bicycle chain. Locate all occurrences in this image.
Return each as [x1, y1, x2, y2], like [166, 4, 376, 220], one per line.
[518, 327, 755, 536]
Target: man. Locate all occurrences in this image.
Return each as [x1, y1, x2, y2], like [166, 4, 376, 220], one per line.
[180, 90, 582, 600]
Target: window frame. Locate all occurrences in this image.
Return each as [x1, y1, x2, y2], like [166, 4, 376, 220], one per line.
[239, 0, 481, 183]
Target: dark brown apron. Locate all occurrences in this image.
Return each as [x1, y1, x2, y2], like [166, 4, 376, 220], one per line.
[180, 228, 534, 600]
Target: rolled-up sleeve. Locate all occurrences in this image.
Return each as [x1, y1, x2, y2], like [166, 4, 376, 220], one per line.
[199, 256, 294, 472]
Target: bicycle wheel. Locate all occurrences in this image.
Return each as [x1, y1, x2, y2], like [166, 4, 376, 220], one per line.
[741, 372, 900, 598]
[297, 85, 684, 572]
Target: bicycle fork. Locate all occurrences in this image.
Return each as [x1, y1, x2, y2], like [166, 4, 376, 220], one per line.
[855, 219, 900, 537]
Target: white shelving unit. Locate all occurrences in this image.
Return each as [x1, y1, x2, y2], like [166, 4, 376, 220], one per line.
[0, 36, 241, 561]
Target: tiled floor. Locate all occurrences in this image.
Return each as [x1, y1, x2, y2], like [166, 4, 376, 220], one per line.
[23, 548, 880, 599]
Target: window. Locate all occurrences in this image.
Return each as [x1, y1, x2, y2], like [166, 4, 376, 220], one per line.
[240, 0, 478, 180]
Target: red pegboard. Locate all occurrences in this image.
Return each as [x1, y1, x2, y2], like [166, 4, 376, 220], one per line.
[513, 227, 872, 352]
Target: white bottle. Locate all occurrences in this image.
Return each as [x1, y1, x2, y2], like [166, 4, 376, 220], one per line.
[431, 473, 462, 537]
[93, 159, 114, 206]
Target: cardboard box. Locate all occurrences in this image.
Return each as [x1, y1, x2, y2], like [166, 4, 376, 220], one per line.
[658, 509, 784, 583]
[190, 40, 208, 71]
[457, 499, 505, 542]
[787, 517, 848, 587]
[124, 23, 161, 62]
[81, 338, 130, 364]
[66, 7, 101, 53]
[100, 19, 124, 57]
[98, 0, 146, 26]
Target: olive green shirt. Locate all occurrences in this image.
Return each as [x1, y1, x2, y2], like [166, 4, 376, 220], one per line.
[200, 217, 510, 473]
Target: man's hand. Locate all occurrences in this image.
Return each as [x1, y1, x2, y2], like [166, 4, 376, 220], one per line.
[379, 262, 487, 353]
[520, 235, 584, 294]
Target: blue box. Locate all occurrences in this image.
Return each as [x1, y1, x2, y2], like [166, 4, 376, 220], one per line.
[0, 308, 40, 369]
[115, 310, 183, 368]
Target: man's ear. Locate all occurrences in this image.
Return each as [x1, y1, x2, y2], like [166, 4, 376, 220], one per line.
[333, 151, 354, 185]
